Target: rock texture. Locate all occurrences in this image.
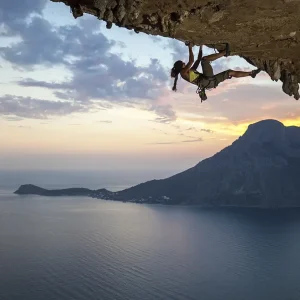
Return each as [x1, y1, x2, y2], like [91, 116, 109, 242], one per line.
[51, 0, 300, 100]
[16, 120, 300, 207]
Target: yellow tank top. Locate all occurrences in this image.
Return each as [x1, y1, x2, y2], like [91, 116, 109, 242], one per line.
[189, 70, 200, 83]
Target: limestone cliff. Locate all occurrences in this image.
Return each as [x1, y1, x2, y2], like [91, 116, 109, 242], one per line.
[51, 0, 300, 100]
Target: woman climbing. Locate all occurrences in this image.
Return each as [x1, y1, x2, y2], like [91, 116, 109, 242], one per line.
[171, 42, 261, 101]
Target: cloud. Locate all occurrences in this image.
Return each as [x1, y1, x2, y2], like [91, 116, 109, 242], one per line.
[1, 17, 64, 67]
[2, 116, 23, 121]
[97, 120, 112, 123]
[0, 8, 173, 120]
[1, 17, 112, 68]
[149, 36, 165, 44]
[18, 56, 168, 102]
[168, 39, 187, 62]
[185, 126, 213, 133]
[152, 128, 169, 135]
[2, 15, 168, 103]
[205, 81, 295, 122]
[181, 138, 203, 143]
[0, 95, 90, 119]
[200, 128, 214, 133]
[175, 76, 300, 138]
[171, 124, 181, 129]
[149, 104, 177, 123]
[19, 79, 65, 89]
[149, 137, 203, 145]
[0, 0, 47, 35]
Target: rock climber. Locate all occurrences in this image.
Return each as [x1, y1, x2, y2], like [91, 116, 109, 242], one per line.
[171, 42, 261, 101]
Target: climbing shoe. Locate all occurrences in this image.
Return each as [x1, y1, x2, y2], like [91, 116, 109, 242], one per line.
[251, 68, 262, 78]
[224, 43, 230, 57]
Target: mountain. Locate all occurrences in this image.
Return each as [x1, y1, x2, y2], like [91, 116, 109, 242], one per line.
[99, 119, 300, 207]
[15, 120, 300, 207]
[51, 0, 300, 100]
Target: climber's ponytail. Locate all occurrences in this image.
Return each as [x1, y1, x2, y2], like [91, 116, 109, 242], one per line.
[172, 74, 178, 92]
[171, 60, 184, 92]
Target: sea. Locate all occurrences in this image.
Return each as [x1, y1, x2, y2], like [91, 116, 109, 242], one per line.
[1, 170, 300, 300]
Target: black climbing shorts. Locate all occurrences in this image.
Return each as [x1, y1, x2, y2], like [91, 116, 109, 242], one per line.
[197, 59, 231, 89]
[214, 70, 232, 86]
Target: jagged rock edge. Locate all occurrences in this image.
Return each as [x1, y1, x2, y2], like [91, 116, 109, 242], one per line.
[51, 0, 299, 100]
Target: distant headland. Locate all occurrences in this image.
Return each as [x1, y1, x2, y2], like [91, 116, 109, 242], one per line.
[15, 120, 300, 208]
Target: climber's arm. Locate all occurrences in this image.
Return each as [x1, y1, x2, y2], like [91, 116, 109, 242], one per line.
[197, 45, 203, 60]
[182, 43, 194, 74]
[191, 45, 203, 70]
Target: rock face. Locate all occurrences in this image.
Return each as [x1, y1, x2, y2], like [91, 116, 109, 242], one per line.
[51, 0, 300, 100]
[108, 119, 300, 207]
[16, 120, 300, 207]
[105, 120, 300, 208]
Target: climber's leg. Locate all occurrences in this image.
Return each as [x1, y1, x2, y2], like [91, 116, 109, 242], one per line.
[212, 69, 261, 88]
[229, 69, 261, 78]
[228, 70, 252, 78]
[202, 51, 226, 62]
[201, 59, 214, 77]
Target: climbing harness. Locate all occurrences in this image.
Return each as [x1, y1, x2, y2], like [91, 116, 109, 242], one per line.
[196, 87, 207, 102]
[196, 76, 217, 102]
[184, 41, 229, 102]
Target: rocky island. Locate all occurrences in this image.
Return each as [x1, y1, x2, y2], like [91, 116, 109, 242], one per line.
[15, 185, 113, 198]
[15, 119, 300, 208]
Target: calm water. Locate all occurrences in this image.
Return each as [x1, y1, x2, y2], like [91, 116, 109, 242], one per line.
[1, 171, 300, 300]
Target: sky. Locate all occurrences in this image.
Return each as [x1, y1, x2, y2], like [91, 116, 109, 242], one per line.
[0, 0, 299, 174]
